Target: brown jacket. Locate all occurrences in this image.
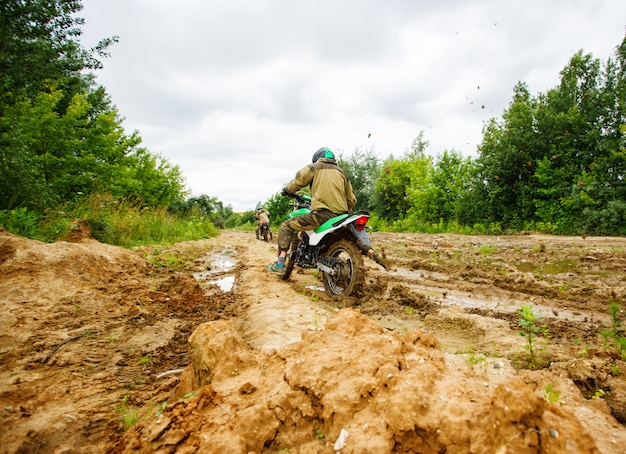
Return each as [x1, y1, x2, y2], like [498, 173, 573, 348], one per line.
[285, 158, 357, 214]
[255, 209, 270, 224]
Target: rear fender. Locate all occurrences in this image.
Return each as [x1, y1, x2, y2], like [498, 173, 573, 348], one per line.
[307, 214, 372, 249]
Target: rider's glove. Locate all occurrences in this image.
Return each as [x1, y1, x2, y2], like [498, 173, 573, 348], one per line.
[281, 187, 290, 197]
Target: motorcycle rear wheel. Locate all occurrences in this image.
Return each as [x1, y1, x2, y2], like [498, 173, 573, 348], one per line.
[321, 239, 364, 297]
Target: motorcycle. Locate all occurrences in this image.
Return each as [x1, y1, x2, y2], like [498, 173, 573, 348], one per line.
[280, 192, 387, 297]
[259, 221, 272, 242]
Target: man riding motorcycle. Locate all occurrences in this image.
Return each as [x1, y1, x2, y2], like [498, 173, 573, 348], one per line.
[266, 147, 356, 274]
[255, 204, 271, 240]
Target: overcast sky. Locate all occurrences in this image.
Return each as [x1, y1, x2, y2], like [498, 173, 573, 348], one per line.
[79, 0, 625, 212]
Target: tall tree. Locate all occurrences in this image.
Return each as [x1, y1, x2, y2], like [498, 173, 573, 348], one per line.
[470, 35, 626, 234]
[0, 0, 188, 211]
[473, 83, 543, 228]
[534, 45, 626, 234]
[426, 150, 475, 224]
[373, 133, 430, 221]
[264, 191, 292, 225]
[337, 147, 381, 212]
[0, 0, 115, 105]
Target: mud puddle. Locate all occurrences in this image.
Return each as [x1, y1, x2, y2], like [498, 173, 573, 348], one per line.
[193, 249, 237, 292]
[388, 265, 611, 325]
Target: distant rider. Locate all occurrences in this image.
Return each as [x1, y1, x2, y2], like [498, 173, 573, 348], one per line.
[255, 204, 271, 240]
[266, 147, 357, 274]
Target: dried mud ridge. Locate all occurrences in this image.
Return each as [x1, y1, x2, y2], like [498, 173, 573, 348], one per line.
[1, 227, 625, 453]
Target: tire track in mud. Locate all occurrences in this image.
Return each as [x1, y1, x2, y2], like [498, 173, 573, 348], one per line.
[208, 230, 334, 350]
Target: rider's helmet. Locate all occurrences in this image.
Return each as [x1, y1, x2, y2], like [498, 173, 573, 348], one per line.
[312, 147, 334, 163]
[256, 203, 263, 211]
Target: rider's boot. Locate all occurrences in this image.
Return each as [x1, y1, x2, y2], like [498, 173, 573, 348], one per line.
[266, 256, 286, 275]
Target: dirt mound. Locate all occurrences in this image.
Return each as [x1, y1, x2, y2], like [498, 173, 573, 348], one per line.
[120, 309, 601, 453]
[0, 229, 235, 453]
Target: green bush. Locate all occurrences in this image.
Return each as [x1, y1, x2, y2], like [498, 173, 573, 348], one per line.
[0, 207, 42, 239]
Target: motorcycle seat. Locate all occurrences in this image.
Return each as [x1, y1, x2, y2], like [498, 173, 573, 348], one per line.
[315, 214, 349, 233]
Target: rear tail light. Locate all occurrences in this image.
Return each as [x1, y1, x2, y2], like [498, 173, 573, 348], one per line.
[355, 215, 369, 231]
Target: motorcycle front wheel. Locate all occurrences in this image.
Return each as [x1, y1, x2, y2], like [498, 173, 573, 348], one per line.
[321, 239, 364, 297]
[281, 236, 299, 281]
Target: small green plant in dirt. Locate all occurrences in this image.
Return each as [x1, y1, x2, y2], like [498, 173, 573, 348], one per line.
[459, 346, 486, 368]
[315, 428, 325, 439]
[127, 376, 146, 390]
[148, 250, 187, 271]
[178, 389, 200, 402]
[572, 336, 591, 357]
[312, 313, 322, 329]
[142, 400, 165, 419]
[531, 243, 546, 253]
[544, 384, 560, 403]
[137, 354, 152, 366]
[609, 364, 621, 376]
[155, 401, 167, 417]
[404, 306, 414, 315]
[479, 245, 497, 255]
[517, 305, 546, 368]
[115, 396, 140, 430]
[468, 352, 487, 368]
[600, 301, 626, 359]
[592, 388, 606, 399]
[576, 344, 591, 358]
[301, 272, 320, 301]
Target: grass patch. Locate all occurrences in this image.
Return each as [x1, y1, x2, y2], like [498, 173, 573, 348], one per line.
[0, 193, 219, 247]
[479, 245, 497, 255]
[115, 396, 140, 430]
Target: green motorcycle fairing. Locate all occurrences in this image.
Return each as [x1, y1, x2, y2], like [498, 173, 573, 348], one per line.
[287, 208, 311, 219]
[315, 214, 349, 233]
[286, 207, 349, 234]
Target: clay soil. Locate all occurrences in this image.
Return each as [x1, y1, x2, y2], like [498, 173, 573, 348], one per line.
[1, 227, 626, 453]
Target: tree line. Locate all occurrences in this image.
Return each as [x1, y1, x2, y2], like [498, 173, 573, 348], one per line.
[263, 36, 626, 236]
[2, 0, 625, 239]
[0, 0, 187, 212]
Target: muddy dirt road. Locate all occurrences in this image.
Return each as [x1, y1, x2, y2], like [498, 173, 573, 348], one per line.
[1, 227, 625, 453]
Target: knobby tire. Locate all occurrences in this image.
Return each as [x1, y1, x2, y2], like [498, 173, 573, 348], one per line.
[321, 239, 364, 296]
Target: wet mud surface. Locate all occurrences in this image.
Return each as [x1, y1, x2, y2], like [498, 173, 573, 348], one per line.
[1, 228, 625, 453]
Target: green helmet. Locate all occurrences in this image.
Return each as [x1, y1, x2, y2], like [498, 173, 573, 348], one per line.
[312, 147, 334, 163]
